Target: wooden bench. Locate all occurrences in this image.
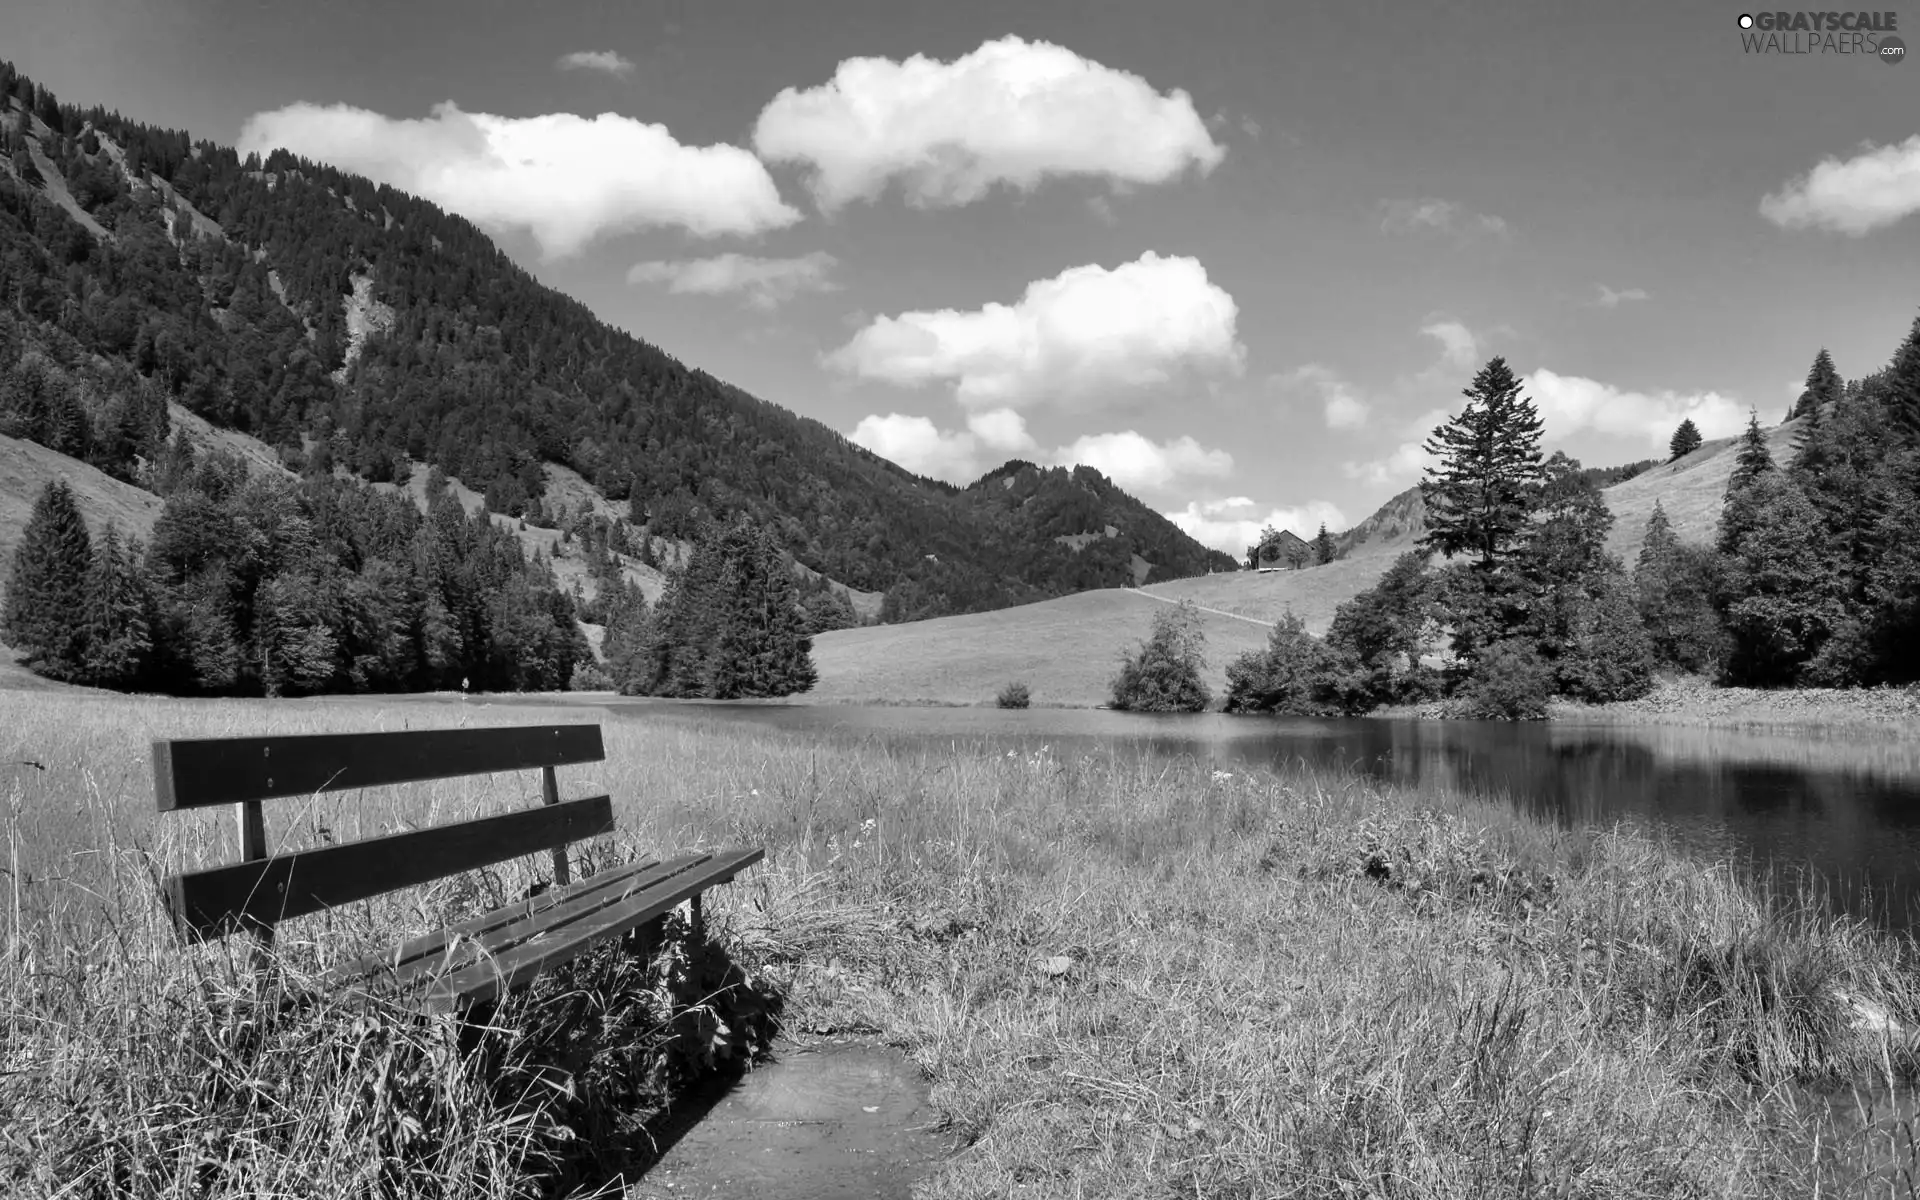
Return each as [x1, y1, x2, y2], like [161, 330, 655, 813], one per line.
[151, 723, 763, 1013]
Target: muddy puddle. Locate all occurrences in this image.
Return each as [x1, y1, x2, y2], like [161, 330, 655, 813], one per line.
[629, 1040, 953, 1198]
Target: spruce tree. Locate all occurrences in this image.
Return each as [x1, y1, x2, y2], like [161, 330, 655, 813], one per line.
[1791, 348, 1842, 421]
[1668, 418, 1703, 461]
[1418, 356, 1546, 571]
[1312, 523, 1335, 565]
[82, 523, 153, 689]
[1885, 312, 1920, 446]
[1730, 409, 1774, 490]
[3, 479, 93, 681]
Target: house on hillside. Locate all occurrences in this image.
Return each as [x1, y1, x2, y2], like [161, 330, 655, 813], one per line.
[1246, 529, 1311, 572]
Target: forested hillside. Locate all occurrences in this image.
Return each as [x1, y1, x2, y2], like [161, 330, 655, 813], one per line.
[0, 59, 1232, 624]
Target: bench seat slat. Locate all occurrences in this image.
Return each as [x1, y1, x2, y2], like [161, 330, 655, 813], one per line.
[166, 795, 614, 940]
[153, 725, 606, 810]
[422, 847, 765, 1012]
[327, 853, 675, 988]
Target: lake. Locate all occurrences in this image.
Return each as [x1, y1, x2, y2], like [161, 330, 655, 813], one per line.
[591, 700, 1920, 933]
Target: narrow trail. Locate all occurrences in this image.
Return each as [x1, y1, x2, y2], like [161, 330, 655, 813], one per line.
[1122, 588, 1276, 628]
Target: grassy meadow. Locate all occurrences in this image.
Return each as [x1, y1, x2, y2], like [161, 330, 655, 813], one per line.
[6, 688, 1920, 1196]
[807, 587, 1274, 707]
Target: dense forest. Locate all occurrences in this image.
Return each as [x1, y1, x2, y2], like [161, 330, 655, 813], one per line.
[0, 58, 1234, 630]
[1221, 336, 1920, 718]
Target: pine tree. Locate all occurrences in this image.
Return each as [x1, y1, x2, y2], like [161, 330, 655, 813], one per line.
[1791, 348, 1842, 421]
[1884, 312, 1920, 446]
[1668, 418, 1703, 461]
[1312, 523, 1336, 566]
[1730, 410, 1774, 487]
[1720, 411, 1777, 555]
[1418, 356, 1546, 571]
[3, 479, 93, 681]
[82, 523, 153, 688]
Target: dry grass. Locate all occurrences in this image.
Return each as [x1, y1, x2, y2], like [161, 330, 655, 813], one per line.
[5, 690, 1920, 1197]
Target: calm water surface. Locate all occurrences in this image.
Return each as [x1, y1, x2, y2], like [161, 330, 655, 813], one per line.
[600, 700, 1920, 933]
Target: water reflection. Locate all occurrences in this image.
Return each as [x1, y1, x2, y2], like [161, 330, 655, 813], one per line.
[605, 700, 1920, 932]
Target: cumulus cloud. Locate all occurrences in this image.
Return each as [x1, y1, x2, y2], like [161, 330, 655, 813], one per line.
[556, 50, 635, 76]
[627, 252, 838, 309]
[753, 35, 1224, 211]
[847, 410, 1230, 491]
[1595, 284, 1650, 308]
[826, 251, 1243, 409]
[236, 101, 799, 258]
[1760, 134, 1920, 236]
[1379, 198, 1510, 239]
[1419, 319, 1480, 369]
[1342, 408, 1451, 488]
[1053, 431, 1233, 492]
[1523, 369, 1747, 448]
[1276, 364, 1371, 430]
[1162, 496, 1349, 557]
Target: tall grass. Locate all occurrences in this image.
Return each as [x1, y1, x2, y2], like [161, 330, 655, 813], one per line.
[4, 690, 1920, 1196]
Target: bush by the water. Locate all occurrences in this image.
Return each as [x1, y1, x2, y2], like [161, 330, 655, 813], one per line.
[1110, 599, 1211, 712]
[996, 680, 1031, 708]
[1224, 611, 1337, 715]
[1464, 639, 1554, 719]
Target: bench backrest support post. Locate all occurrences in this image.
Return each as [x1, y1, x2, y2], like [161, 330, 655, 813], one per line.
[237, 797, 275, 966]
[541, 765, 570, 887]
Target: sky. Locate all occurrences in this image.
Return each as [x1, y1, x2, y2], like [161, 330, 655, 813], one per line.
[3, 0, 1917, 554]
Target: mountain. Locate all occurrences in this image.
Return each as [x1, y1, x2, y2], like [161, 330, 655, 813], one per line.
[0, 59, 1231, 624]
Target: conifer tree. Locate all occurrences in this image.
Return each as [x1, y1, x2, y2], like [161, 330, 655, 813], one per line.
[1312, 523, 1336, 565]
[1418, 356, 1546, 571]
[3, 479, 92, 681]
[1720, 410, 1777, 555]
[1668, 418, 1703, 461]
[1885, 312, 1920, 446]
[1790, 348, 1842, 421]
[82, 523, 153, 689]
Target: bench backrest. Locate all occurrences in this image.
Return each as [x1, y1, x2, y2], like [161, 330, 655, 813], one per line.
[153, 724, 610, 942]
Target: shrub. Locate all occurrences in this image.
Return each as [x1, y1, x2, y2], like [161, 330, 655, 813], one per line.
[1463, 640, 1553, 720]
[995, 680, 1031, 709]
[1224, 612, 1338, 715]
[1554, 574, 1657, 703]
[569, 659, 614, 691]
[1111, 600, 1211, 712]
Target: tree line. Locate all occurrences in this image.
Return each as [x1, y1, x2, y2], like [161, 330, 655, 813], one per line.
[1118, 320, 1920, 718]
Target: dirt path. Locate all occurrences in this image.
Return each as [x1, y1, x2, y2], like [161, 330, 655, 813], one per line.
[1123, 588, 1275, 628]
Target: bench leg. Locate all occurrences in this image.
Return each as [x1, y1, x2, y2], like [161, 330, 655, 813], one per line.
[690, 893, 704, 942]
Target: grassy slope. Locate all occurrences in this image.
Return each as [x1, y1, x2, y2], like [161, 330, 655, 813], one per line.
[0, 434, 165, 586]
[808, 587, 1274, 707]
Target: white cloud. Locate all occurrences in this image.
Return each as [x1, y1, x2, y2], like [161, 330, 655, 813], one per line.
[826, 251, 1243, 409]
[627, 252, 838, 309]
[1341, 407, 1451, 488]
[847, 410, 1230, 492]
[1379, 198, 1510, 239]
[1524, 369, 1746, 448]
[1276, 364, 1371, 430]
[1419, 319, 1479, 368]
[1760, 134, 1920, 236]
[236, 101, 799, 259]
[1595, 284, 1650, 308]
[556, 50, 635, 76]
[753, 35, 1224, 211]
[1163, 496, 1349, 556]
[1053, 431, 1233, 492]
